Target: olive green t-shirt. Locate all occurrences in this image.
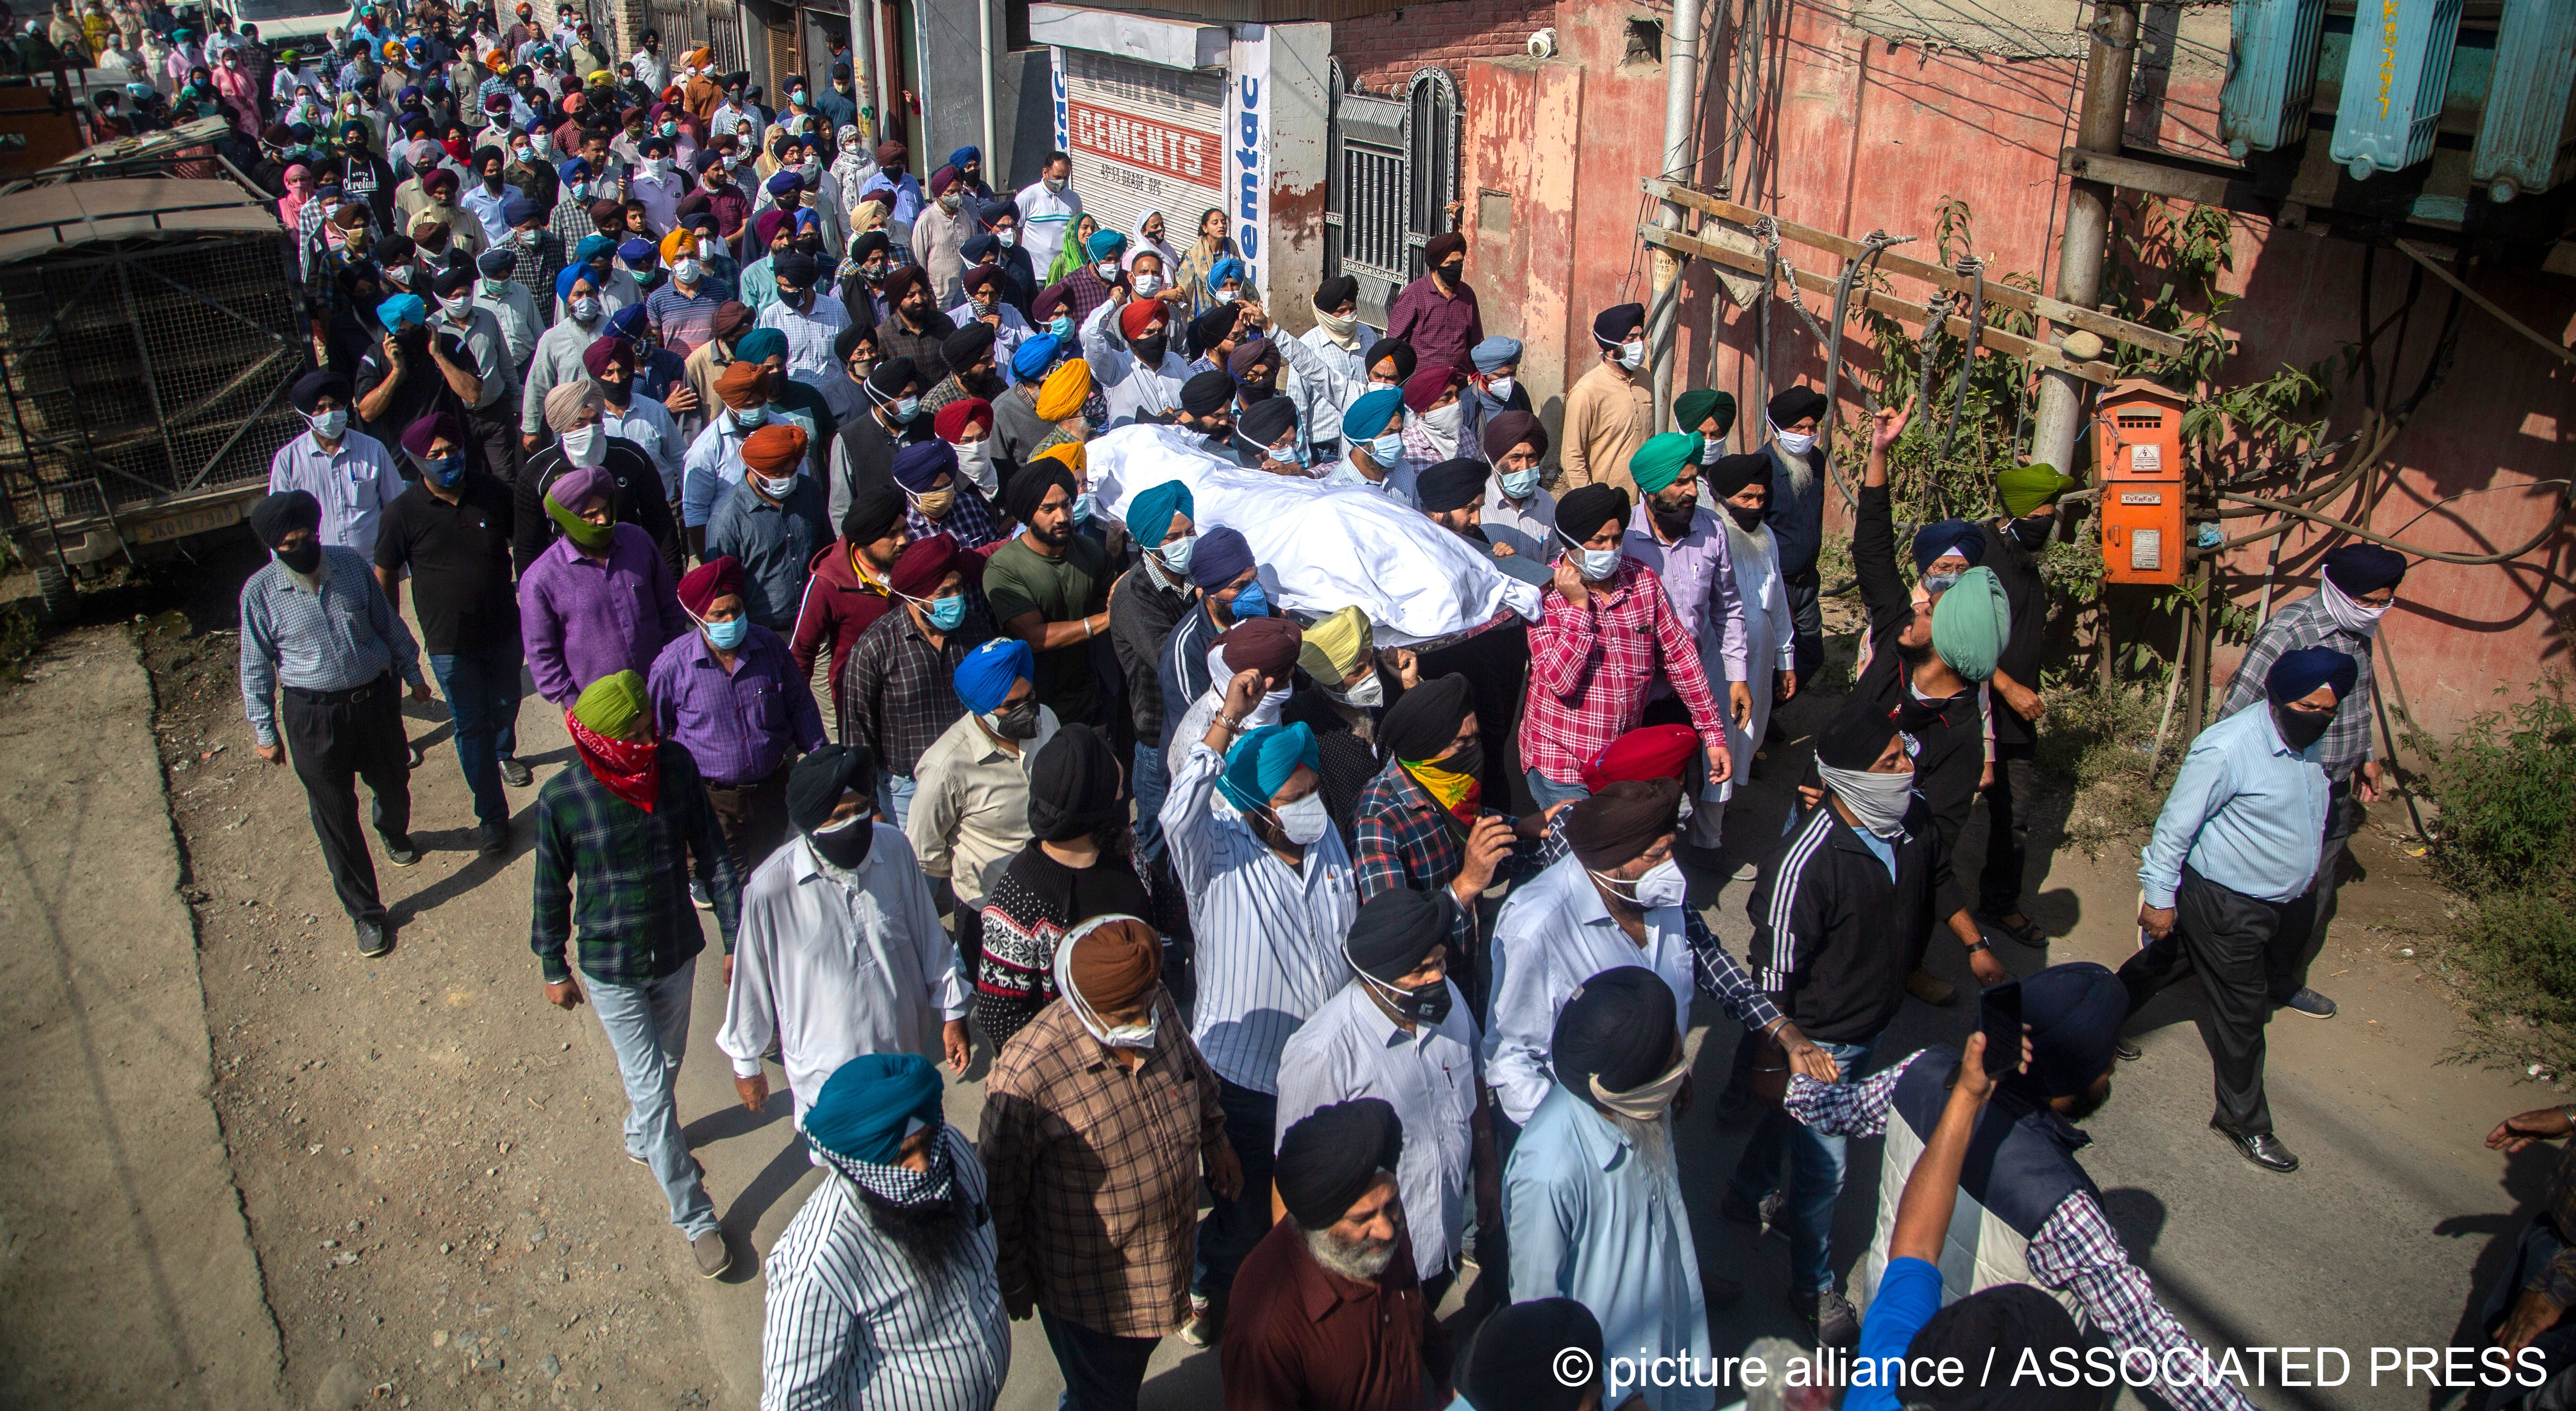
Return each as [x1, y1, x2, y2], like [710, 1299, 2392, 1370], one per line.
[981, 532, 1113, 724]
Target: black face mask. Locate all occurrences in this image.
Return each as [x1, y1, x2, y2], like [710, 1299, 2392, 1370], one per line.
[275, 540, 323, 574]
[1724, 501, 1767, 533]
[594, 375, 631, 406]
[990, 699, 1042, 739]
[1436, 261, 1463, 284]
[1369, 971, 1453, 1025]
[2272, 702, 2334, 751]
[808, 815, 875, 869]
[1651, 499, 1698, 539]
[1430, 740, 1484, 783]
[2009, 514, 2053, 551]
[1130, 333, 1168, 363]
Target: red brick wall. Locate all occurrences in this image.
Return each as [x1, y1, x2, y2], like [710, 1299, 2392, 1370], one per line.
[1332, 0, 1559, 94]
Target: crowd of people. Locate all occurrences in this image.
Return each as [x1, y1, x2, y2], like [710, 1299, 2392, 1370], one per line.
[167, 0, 2489, 1404]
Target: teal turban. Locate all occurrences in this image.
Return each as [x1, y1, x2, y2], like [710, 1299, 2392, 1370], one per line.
[572, 233, 618, 267]
[1218, 722, 1319, 813]
[1930, 565, 2011, 681]
[1674, 389, 1736, 437]
[1629, 432, 1704, 496]
[802, 1053, 944, 1165]
[1125, 480, 1193, 549]
[1343, 386, 1404, 441]
[733, 327, 788, 365]
[1086, 228, 1127, 262]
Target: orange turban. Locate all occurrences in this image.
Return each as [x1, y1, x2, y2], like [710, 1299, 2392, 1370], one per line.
[714, 360, 768, 410]
[740, 424, 808, 475]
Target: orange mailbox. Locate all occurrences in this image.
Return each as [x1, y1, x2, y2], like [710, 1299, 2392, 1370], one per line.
[2095, 380, 2188, 585]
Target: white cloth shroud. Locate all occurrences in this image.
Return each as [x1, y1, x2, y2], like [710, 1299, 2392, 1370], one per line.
[1085, 423, 1542, 646]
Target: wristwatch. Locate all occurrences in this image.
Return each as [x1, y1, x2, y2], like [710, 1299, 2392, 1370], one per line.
[1963, 938, 1992, 955]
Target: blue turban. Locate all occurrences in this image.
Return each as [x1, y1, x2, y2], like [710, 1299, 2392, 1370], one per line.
[572, 233, 618, 267]
[733, 327, 788, 364]
[500, 191, 539, 226]
[801, 1053, 944, 1165]
[1470, 335, 1522, 373]
[977, 199, 1017, 231]
[1911, 520, 1988, 575]
[605, 304, 652, 345]
[1009, 334, 1061, 382]
[1086, 229, 1127, 262]
[376, 293, 427, 329]
[617, 236, 657, 265]
[954, 637, 1034, 714]
[555, 155, 593, 182]
[2264, 645, 2357, 707]
[2008, 962, 2129, 1099]
[1342, 386, 1404, 442]
[1218, 722, 1320, 813]
[960, 232, 999, 263]
[946, 144, 979, 171]
[1186, 525, 1256, 591]
[890, 439, 957, 493]
[1208, 256, 1246, 290]
[2321, 543, 2407, 597]
[477, 246, 519, 279]
[1125, 480, 1193, 549]
[554, 263, 596, 301]
[766, 169, 803, 197]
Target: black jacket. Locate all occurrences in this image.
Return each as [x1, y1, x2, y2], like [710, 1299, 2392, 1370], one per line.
[1979, 518, 2049, 747]
[1748, 797, 1950, 1044]
[513, 439, 683, 578]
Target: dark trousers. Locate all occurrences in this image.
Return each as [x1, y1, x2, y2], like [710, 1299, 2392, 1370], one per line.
[464, 398, 521, 484]
[1193, 1077, 1278, 1305]
[1784, 566, 1823, 680]
[1976, 743, 2042, 914]
[427, 644, 523, 828]
[702, 761, 791, 881]
[2117, 866, 2298, 1135]
[2273, 779, 2356, 1002]
[1039, 1309, 1160, 1411]
[279, 675, 412, 925]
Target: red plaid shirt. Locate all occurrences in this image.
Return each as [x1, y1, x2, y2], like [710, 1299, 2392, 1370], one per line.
[1519, 557, 1727, 786]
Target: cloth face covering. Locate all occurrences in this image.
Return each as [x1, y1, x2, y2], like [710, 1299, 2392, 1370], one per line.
[2318, 575, 2390, 638]
[1818, 763, 1913, 838]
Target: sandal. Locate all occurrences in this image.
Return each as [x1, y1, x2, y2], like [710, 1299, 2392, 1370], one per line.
[1983, 911, 2048, 946]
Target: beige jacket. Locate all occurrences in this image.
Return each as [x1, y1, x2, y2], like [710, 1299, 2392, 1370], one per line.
[1559, 358, 1652, 498]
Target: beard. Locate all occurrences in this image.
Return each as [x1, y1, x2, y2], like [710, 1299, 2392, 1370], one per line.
[2058, 1075, 2112, 1123]
[855, 1184, 971, 1269]
[1895, 633, 1935, 668]
[1302, 1216, 1402, 1283]
[1026, 517, 1073, 547]
[1605, 1108, 1676, 1184]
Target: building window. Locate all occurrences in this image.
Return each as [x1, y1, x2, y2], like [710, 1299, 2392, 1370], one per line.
[1326, 63, 1463, 328]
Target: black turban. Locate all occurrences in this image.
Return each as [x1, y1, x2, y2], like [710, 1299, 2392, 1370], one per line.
[1026, 724, 1123, 843]
[289, 368, 352, 414]
[1275, 1098, 1403, 1230]
[866, 356, 921, 398]
[771, 250, 819, 287]
[1314, 274, 1359, 310]
[1906, 1284, 2091, 1411]
[1480, 410, 1547, 463]
[1344, 887, 1455, 984]
[247, 489, 322, 547]
[1708, 452, 1769, 500]
[1554, 483, 1630, 549]
[1416, 458, 1488, 514]
[1767, 385, 1828, 428]
[941, 320, 996, 368]
[2009, 962, 2129, 1100]
[1816, 699, 1905, 770]
[1238, 396, 1298, 449]
[1562, 777, 1680, 869]
[1378, 672, 1474, 763]
[1591, 302, 1644, 347]
[841, 483, 907, 546]
[786, 742, 874, 832]
[1186, 305, 1238, 360]
[848, 230, 893, 265]
[2322, 542, 2407, 596]
[1180, 369, 1236, 417]
[1551, 965, 1678, 1108]
[1457, 1299, 1606, 1411]
[832, 323, 875, 361]
[1364, 338, 1416, 383]
[1006, 463, 1077, 524]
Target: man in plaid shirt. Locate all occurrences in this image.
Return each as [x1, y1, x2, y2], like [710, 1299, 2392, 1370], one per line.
[1517, 482, 1732, 809]
[2212, 541, 2407, 1021]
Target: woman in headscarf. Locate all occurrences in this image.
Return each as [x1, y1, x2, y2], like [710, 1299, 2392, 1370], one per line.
[1127, 208, 1181, 279]
[1175, 206, 1234, 314]
[829, 123, 877, 229]
[974, 725, 1168, 1047]
[277, 163, 317, 236]
[1041, 211, 1098, 288]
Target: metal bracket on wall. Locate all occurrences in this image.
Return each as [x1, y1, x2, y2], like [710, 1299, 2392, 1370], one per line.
[2391, 239, 2576, 369]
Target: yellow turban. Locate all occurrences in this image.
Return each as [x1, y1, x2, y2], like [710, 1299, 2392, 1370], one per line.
[1296, 605, 1373, 684]
[1035, 359, 1093, 422]
[1030, 441, 1085, 476]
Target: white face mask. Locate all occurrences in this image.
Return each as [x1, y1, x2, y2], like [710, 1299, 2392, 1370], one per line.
[2318, 576, 2391, 638]
[308, 407, 348, 440]
[994, 228, 1017, 248]
[1327, 671, 1384, 708]
[755, 471, 799, 498]
[559, 423, 606, 465]
[1593, 856, 1686, 910]
[1818, 763, 1915, 839]
[673, 257, 700, 284]
[1131, 271, 1160, 296]
[1619, 338, 1647, 369]
[1093, 259, 1118, 280]
[954, 436, 996, 493]
[1267, 792, 1330, 846]
[1700, 435, 1724, 464]
[1484, 375, 1515, 402]
[1420, 401, 1463, 435]
[1213, 286, 1240, 305]
[1771, 419, 1816, 457]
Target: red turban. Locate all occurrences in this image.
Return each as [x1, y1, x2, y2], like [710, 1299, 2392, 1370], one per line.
[887, 532, 973, 597]
[581, 335, 633, 377]
[1119, 299, 1165, 340]
[933, 397, 992, 444]
[753, 208, 792, 248]
[740, 424, 807, 475]
[1579, 724, 1700, 793]
[677, 555, 746, 616]
[1402, 364, 1466, 413]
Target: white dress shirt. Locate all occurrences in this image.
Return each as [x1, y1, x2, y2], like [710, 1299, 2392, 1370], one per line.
[1159, 741, 1358, 1094]
[267, 428, 404, 560]
[1078, 297, 1193, 427]
[1483, 852, 1700, 1126]
[1480, 480, 1559, 564]
[719, 831, 968, 1142]
[758, 296, 853, 384]
[599, 394, 684, 500]
[1275, 978, 1480, 1281]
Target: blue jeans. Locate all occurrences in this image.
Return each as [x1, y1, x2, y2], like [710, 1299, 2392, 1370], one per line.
[1040, 1308, 1160, 1411]
[1130, 737, 1170, 867]
[582, 957, 718, 1238]
[1192, 1077, 1278, 1304]
[875, 769, 917, 832]
[428, 645, 523, 828]
[1524, 767, 1591, 810]
[1727, 1036, 1875, 1293]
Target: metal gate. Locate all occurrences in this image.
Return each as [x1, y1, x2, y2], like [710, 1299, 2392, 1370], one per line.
[647, 0, 744, 76]
[1325, 64, 1459, 329]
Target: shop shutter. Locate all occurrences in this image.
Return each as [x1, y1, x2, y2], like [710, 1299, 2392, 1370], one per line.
[1061, 47, 1228, 254]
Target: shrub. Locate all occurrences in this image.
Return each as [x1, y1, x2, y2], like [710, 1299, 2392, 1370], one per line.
[2034, 676, 2176, 854]
[2423, 681, 2576, 898]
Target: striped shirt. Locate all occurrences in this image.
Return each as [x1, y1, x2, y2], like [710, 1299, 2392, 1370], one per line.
[757, 296, 852, 382]
[237, 548, 424, 748]
[758, 1124, 1010, 1411]
[267, 429, 406, 561]
[1158, 742, 1359, 1094]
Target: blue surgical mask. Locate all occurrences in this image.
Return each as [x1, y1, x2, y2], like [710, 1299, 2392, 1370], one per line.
[1069, 490, 1094, 526]
[892, 395, 920, 422]
[1048, 314, 1072, 338]
[701, 614, 749, 649]
[418, 451, 464, 487]
[921, 593, 967, 631]
[1230, 580, 1268, 619]
[732, 405, 767, 429]
[1158, 534, 1196, 574]
[1269, 440, 1306, 467]
[1500, 467, 1541, 500]
[1368, 430, 1404, 465]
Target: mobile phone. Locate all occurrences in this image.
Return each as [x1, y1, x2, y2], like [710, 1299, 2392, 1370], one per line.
[1977, 980, 2023, 1078]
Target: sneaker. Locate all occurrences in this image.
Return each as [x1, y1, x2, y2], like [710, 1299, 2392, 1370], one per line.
[2116, 1037, 2143, 1062]
[2280, 987, 2338, 1019]
[1795, 1287, 1861, 1347]
[383, 835, 420, 867]
[497, 756, 533, 788]
[354, 918, 393, 958]
[1178, 1293, 1221, 1347]
[476, 822, 509, 860]
[691, 1230, 732, 1279]
[1759, 1189, 1788, 1236]
[689, 879, 713, 910]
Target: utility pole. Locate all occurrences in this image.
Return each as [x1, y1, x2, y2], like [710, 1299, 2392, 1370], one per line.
[1649, 0, 1706, 433]
[2029, 0, 2137, 474]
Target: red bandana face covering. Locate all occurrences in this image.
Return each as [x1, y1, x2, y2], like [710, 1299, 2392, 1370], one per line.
[565, 709, 659, 812]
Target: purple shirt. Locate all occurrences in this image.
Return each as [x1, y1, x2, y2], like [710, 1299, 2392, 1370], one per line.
[1383, 275, 1484, 376]
[517, 525, 691, 706]
[1622, 500, 1750, 691]
[645, 622, 828, 784]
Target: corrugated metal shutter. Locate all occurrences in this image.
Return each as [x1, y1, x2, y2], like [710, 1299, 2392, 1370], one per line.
[1061, 48, 1228, 252]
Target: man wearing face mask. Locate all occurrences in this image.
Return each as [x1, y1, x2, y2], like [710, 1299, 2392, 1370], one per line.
[1241, 397, 1307, 479]
[679, 356, 805, 552]
[916, 405, 1005, 532]
[517, 458, 691, 706]
[1104, 482, 1198, 865]
[1973, 462, 2080, 949]
[1397, 363, 1476, 468]
[984, 463, 1117, 729]
[1728, 707, 1957, 1344]
[910, 165, 970, 308]
[974, 200, 1039, 313]
[1383, 230, 1480, 376]
[583, 334, 682, 503]
[1763, 384, 1831, 684]
[1013, 150, 1081, 276]
[834, 229, 896, 330]
[1172, 369, 1252, 467]
[520, 263, 613, 449]
[1275, 605, 1404, 848]
[475, 245, 543, 374]
[1163, 617, 1305, 781]
[2208, 542, 2405, 1025]
[1320, 386, 1420, 507]
[870, 266, 958, 394]
[1062, 227, 1130, 333]
[922, 321, 1005, 421]
[649, 554, 828, 891]
[1158, 525, 1264, 753]
[1706, 453, 1797, 797]
[1160, 702, 1361, 1347]
[1080, 290, 1191, 427]
[911, 637, 1061, 941]
[828, 356, 927, 524]
[1466, 335, 1529, 423]
[2121, 646, 2349, 1176]
[705, 424, 830, 632]
[271, 369, 407, 560]
[516, 381, 683, 575]
[1477, 411, 1556, 564]
[1293, 275, 1378, 461]
[1618, 431, 1749, 851]
[838, 534, 990, 826]
[1558, 304, 1651, 496]
[752, 250, 847, 382]
[239, 488, 433, 958]
[377, 412, 525, 859]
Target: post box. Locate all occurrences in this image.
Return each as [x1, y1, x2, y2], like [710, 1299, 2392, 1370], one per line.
[2096, 380, 2189, 586]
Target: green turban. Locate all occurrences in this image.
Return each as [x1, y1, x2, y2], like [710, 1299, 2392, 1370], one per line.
[1629, 432, 1704, 496]
[1930, 566, 2011, 682]
[1674, 389, 1736, 438]
[1998, 463, 2078, 519]
[571, 669, 649, 738]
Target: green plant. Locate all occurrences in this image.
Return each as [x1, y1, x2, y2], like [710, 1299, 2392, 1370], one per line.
[2032, 674, 2177, 853]
[2423, 679, 2576, 897]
